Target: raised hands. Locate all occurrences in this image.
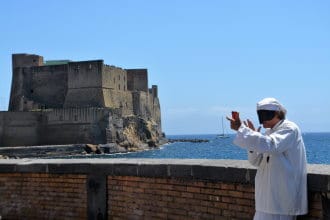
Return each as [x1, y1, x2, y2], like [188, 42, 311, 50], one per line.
[244, 119, 261, 132]
[226, 112, 261, 132]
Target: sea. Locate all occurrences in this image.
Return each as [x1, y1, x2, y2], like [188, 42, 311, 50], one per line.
[83, 132, 330, 164]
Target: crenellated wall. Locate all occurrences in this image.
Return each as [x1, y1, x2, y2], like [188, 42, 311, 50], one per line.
[0, 159, 328, 219]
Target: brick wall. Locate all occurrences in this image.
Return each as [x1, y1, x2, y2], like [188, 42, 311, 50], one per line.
[108, 176, 255, 219]
[0, 159, 328, 220]
[0, 173, 87, 219]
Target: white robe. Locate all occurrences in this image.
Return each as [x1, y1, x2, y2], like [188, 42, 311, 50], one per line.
[234, 119, 308, 216]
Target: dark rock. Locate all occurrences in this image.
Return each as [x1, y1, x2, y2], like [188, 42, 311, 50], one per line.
[85, 144, 102, 154]
[147, 140, 157, 148]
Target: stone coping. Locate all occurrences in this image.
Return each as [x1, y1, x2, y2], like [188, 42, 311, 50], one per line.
[0, 159, 329, 191]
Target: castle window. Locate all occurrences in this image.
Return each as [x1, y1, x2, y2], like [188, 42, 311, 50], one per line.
[118, 84, 120, 90]
[74, 65, 80, 73]
[30, 89, 34, 94]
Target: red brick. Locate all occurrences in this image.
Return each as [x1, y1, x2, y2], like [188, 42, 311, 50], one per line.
[154, 178, 168, 184]
[187, 186, 200, 193]
[201, 200, 214, 207]
[227, 190, 244, 198]
[220, 183, 235, 190]
[172, 185, 187, 192]
[181, 192, 194, 198]
[236, 198, 253, 206]
[200, 187, 216, 195]
[207, 206, 221, 215]
[242, 192, 254, 199]
[168, 190, 181, 197]
[167, 208, 187, 216]
[222, 196, 235, 203]
[236, 184, 254, 192]
[193, 193, 209, 201]
[214, 201, 228, 209]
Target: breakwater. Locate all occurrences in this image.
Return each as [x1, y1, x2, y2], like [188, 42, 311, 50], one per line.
[168, 138, 209, 143]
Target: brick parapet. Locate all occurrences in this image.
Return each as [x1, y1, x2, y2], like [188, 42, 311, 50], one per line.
[0, 159, 329, 219]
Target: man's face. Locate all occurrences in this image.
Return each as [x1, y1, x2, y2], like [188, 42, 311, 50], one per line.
[257, 110, 275, 124]
[257, 110, 281, 128]
[262, 115, 280, 128]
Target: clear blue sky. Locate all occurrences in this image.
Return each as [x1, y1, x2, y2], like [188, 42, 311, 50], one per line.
[1, 0, 329, 135]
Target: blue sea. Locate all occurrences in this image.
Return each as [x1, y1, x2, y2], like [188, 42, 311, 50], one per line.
[86, 132, 330, 164]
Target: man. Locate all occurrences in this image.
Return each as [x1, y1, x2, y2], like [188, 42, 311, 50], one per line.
[227, 97, 308, 220]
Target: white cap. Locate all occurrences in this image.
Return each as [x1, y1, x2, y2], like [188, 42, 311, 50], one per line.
[257, 97, 287, 114]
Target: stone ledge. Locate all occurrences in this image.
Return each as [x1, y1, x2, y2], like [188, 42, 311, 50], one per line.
[0, 158, 329, 191]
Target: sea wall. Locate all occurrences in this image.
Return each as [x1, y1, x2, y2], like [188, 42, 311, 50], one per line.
[0, 108, 116, 146]
[0, 159, 328, 219]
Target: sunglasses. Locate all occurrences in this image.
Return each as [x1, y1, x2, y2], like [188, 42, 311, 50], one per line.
[257, 110, 276, 124]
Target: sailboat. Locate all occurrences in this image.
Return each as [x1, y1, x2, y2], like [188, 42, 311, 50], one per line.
[217, 116, 229, 138]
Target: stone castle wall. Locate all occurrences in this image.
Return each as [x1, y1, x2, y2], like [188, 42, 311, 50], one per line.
[126, 69, 148, 92]
[8, 54, 159, 117]
[10, 60, 108, 110]
[41, 108, 114, 145]
[10, 65, 68, 111]
[0, 108, 123, 146]
[0, 111, 42, 146]
[2, 53, 162, 147]
[30, 65, 68, 109]
[103, 64, 127, 91]
[64, 60, 105, 108]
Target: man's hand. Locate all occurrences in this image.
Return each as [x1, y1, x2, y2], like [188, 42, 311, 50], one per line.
[226, 116, 241, 131]
[243, 119, 261, 132]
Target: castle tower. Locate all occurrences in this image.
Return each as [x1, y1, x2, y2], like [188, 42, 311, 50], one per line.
[9, 54, 44, 111]
[64, 60, 106, 108]
[126, 69, 148, 92]
[12, 53, 44, 68]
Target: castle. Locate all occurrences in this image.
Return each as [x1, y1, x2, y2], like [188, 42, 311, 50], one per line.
[0, 53, 162, 147]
